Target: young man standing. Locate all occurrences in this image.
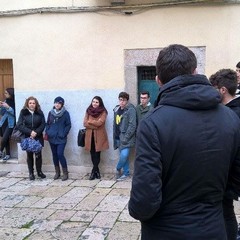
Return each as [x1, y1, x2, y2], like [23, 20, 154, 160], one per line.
[210, 68, 240, 240]
[129, 44, 240, 240]
[136, 91, 153, 123]
[113, 92, 136, 181]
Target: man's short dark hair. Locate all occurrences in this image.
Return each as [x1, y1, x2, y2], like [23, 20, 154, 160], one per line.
[118, 91, 129, 100]
[209, 69, 237, 96]
[140, 91, 150, 97]
[156, 44, 197, 84]
[236, 62, 240, 68]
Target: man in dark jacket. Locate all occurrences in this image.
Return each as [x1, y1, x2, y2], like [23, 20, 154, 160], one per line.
[128, 44, 240, 240]
[210, 68, 240, 240]
[136, 91, 153, 123]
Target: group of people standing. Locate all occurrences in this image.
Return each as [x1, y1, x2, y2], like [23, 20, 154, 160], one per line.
[0, 95, 71, 181]
[84, 92, 153, 181]
[0, 90, 153, 182]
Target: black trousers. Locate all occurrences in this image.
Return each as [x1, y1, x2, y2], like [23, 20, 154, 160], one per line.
[223, 197, 238, 240]
[90, 132, 101, 173]
[0, 120, 13, 155]
[27, 151, 43, 174]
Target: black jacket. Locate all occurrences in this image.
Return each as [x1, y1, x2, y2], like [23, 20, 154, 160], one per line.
[17, 108, 46, 146]
[128, 74, 240, 240]
[226, 96, 240, 118]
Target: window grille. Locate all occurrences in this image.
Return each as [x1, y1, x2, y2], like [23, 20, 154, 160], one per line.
[138, 66, 156, 80]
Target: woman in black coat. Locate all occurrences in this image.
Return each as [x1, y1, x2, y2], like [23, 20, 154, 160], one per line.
[17, 96, 46, 180]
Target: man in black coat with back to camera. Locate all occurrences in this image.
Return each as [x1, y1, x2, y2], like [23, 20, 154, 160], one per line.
[128, 44, 240, 240]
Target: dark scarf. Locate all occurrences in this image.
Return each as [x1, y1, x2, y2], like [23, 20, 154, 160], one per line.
[87, 106, 106, 118]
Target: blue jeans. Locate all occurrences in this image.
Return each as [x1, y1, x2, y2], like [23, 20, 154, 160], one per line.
[50, 143, 67, 168]
[116, 140, 130, 176]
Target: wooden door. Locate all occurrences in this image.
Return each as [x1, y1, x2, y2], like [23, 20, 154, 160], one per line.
[0, 59, 14, 101]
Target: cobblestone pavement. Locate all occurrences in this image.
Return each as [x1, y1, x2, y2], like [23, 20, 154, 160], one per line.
[1, 165, 240, 240]
[0, 168, 141, 240]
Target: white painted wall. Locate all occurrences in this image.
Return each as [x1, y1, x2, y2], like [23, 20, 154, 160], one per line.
[0, 2, 239, 173]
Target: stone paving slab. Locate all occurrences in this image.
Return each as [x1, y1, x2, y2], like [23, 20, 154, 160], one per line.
[90, 211, 120, 228]
[30, 197, 57, 209]
[28, 221, 88, 240]
[70, 210, 97, 222]
[48, 209, 76, 221]
[80, 226, 110, 240]
[107, 222, 141, 240]
[5, 171, 240, 240]
[0, 227, 33, 240]
[74, 188, 111, 211]
[0, 171, 141, 240]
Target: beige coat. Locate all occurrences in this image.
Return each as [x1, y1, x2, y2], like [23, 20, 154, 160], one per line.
[83, 111, 109, 152]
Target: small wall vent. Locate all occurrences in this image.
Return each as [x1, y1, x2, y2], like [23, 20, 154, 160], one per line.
[111, 0, 125, 5]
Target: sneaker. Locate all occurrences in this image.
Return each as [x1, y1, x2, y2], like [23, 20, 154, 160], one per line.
[2, 155, 10, 162]
[115, 169, 121, 180]
[117, 174, 129, 181]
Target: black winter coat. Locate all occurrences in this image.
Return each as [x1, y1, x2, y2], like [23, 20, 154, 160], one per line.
[17, 108, 45, 146]
[226, 96, 240, 118]
[128, 74, 240, 240]
[225, 96, 240, 200]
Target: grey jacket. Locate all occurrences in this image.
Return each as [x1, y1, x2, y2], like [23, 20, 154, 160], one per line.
[113, 103, 137, 150]
[136, 102, 153, 123]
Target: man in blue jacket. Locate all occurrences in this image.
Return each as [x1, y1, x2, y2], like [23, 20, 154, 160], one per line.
[129, 44, 240, 240]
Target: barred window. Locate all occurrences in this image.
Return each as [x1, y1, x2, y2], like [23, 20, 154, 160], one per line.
[138, 66, 156, 80]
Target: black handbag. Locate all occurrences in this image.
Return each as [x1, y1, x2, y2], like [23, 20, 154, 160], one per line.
[11, 126, 24, 143]
[77, 129, 86, 147]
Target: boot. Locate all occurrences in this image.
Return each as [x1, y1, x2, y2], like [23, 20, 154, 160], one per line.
[95, 170, 101, 179]
[29, 172, 35, 181]
[37, 171, 46, 179]
[54, 166, 61, 180]
[62, 168, 68, 181]
[89, 172, 95, 180]
[36, 152, 46, 178]
[27, 153, 35, 180]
